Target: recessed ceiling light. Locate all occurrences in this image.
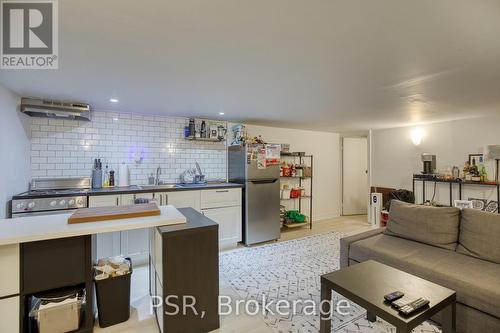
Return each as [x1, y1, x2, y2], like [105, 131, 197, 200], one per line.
[109, 98, 119, 103]
[219, 112, 225, 116]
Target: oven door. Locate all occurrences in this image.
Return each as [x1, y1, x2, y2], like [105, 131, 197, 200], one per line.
[11, 209, 78, 218]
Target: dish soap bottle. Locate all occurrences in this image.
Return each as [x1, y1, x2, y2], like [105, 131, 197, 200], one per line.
[103, 164, 110, 187]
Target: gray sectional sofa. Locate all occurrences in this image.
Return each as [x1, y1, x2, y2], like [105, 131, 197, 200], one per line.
[340, 200, 500, 332]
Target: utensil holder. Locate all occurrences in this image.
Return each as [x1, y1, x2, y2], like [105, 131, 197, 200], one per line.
[92, 169, 103, 189]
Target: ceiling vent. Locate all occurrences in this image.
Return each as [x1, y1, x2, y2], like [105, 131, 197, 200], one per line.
[20, 98, 91, 121]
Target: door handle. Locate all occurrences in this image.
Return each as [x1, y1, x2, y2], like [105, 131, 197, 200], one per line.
[251, 179, 278, 184]
[216, 190, 229, 193]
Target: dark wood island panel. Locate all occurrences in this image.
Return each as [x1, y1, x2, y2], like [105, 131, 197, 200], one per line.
[20, 235, 94, 333]
[151, 207, 220, 333]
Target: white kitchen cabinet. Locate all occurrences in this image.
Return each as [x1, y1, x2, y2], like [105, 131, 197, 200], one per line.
[0, 296, 19, 333]
[0, 244, 19, 298]
[155, 274, 164, 333]
[200, 188, 242, 249]
[120, 193, 154, 265]
[201, 188, 241, 209]
[149, 228, 156, 296]
[120, 194, 136, 205]
[150, 227, 164, 333]
[160, 190, 201, 212]
[88, 195, 120, 207]
[90, 187, 242, 255]
[89, 195, 121, 260]
[153, 227, 163, 282]
[90, 193, 152, 264]
[202, 206, 242, 249]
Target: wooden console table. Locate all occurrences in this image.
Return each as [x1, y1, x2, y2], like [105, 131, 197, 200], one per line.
[412, 176, 500, 213]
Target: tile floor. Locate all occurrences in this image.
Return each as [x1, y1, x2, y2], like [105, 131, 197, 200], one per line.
[95, 215, 373, 332]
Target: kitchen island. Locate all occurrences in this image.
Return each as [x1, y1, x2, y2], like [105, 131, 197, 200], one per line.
[0, 205, 185, 245]
[0, 206, 219, 333]
[12, 182, 243, 260]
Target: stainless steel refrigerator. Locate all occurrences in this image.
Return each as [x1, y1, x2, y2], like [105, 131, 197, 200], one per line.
[228, 144, 281, 245]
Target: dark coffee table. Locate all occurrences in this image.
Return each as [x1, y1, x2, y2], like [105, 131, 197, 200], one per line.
[320, 260, 456, 333]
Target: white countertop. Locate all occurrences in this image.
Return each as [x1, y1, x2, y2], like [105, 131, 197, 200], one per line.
[0, 205, 186, 246]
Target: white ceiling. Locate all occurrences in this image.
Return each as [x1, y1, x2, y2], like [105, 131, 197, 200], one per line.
[1, 0, 500, 132]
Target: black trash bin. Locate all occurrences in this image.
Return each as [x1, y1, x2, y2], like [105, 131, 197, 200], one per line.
[94, 257, 132, 328]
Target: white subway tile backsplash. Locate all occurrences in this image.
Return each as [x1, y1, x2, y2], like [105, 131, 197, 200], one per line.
[32, 144, 47, 151]
[32, 157, 47, 164]
[47, 170, 63, 176]
[30, 110, 227, 184]
[32, 118, 48, 125]
[32, 170, 47, 177]
[40, 125, 55, 132]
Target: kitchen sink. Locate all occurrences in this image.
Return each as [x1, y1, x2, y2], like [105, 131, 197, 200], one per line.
[175, 183, 213, 188]
[140, 184, 177, 189]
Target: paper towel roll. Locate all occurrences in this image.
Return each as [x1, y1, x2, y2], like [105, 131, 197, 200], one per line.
[118, 163, 130, 187]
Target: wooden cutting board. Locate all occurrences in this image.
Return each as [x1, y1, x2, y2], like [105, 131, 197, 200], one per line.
[68, 203, 161, 224]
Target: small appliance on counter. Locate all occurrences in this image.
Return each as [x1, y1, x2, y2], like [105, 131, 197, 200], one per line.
[421, 153, 436, 174]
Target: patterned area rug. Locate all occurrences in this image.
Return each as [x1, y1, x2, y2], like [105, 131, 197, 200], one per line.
[219, 232, 441, 333]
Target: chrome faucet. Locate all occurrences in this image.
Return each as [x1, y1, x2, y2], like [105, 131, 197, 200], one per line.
[155, 166, 162, 185]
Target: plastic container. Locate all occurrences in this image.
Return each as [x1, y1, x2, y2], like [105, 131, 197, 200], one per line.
[94, 257, 132, 328]
[290, 188, 301, 198]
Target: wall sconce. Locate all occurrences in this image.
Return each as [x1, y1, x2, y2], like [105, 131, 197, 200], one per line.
[411, 128, 424, 146]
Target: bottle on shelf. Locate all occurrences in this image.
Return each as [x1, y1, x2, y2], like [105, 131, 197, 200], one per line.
[480, 164, 488, 182]
[188, 118, 196, 137]
[200, 121, 207, 138]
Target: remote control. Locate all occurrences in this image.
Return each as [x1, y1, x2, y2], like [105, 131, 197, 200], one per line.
[392, 297, 411, 309]
[384, 291, 404, 302]
[399, 298, 430, 316]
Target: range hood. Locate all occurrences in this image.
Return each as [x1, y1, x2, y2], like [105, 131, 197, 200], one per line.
[20, 98, 91, 121]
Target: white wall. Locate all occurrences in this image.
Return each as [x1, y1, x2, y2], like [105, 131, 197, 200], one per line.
[0, 85, 31, 217]
[371, 115, 500, 205]
[243, 124, 341, 220]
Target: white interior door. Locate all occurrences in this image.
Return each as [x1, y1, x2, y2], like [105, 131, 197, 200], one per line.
[342, 137, 368, 215]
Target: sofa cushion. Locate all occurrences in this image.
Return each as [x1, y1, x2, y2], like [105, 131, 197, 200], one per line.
[349, 234, 500, 318]
[384, 200, 460, 250]
[457, 208, 500, 264]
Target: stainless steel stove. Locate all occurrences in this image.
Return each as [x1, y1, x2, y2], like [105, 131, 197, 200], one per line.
[11, 178, 91, 217]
